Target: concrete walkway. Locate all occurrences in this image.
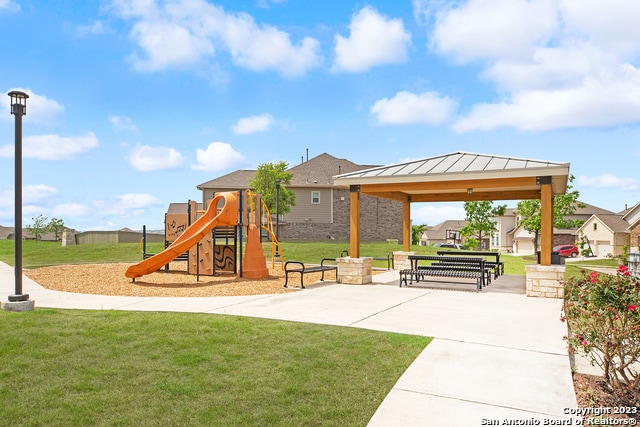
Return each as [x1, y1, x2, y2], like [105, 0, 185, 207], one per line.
[0, 262, 580, 426]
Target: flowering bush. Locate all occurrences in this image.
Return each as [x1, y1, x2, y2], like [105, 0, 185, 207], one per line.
[562, 265, 640, 404]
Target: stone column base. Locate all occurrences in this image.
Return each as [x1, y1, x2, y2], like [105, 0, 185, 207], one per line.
[525, 265, 565, 298]
[2, 299, 35, 312]
[392, 251, 415, 271]
[337, 257, 372, 285]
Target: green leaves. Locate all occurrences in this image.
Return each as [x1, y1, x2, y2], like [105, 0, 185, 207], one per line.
[460, 201, 506, 250]
[563, 265, 640, 403]
[248, 161, 296, 215]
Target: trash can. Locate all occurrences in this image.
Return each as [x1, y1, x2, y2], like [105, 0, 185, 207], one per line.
[537, 251, 564, 265]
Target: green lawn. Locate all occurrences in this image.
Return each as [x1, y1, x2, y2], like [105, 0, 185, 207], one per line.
[0, 309, 430, 426]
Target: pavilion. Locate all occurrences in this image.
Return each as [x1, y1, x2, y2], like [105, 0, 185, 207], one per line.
[333, 152, 571, 296]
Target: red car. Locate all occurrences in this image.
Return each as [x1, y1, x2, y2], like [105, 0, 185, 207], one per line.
[553, 244, 579, 257]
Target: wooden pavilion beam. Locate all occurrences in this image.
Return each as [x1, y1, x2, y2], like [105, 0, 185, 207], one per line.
[359, 189, 542, 203]
[358, 176, 538, 193]
[540, 178, 554, 266]
[403, 199, 411, 251]
[408, 190, 542, 203]
[349, 185, 360, 258]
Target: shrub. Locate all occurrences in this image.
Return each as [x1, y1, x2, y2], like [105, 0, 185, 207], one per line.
[562, 265, 640, 405]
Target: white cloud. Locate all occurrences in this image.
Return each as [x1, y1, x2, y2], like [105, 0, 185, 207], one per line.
[109, 0, 321, 77]
[454, 66, 640, 132]
[128, 144, 185, 171]
[0, 0, 19, 12]
[191, 141, 245, 171]
[371, 91, 458, 125]
[427, 0, 640, 132]
[93, 193, 163, 217]
[2, 88, 65, 125]
[52, 203, 91, 217]
[231, 113, 275, 134]
[333, 6, 411, 73]
[221, 12, 321, 76]
[431, 0, 557, 63]
[0, 132, 99, 160]
[76, 20, 106, 36]
[256, 0, 287, 8]
[109, 114, 138, 132]
[578, 174, 640, 191]
[23, 184, 58, 204]
[411, 203, 466, 227]
[128, 19, 216, 71]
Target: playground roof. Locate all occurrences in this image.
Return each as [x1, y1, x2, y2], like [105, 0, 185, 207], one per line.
[332, 151, 570, 203]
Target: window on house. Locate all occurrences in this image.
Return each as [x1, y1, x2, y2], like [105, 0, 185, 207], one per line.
[593, 223, 598, 231]
[311, 191, 320, 204]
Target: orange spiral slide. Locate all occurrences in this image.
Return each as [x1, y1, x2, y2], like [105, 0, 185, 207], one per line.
[125, 192, 240, 279]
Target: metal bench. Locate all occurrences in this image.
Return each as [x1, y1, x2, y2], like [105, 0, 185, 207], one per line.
[436, 250, 504, 277]
[284, 259, 338, 289]
[400, 255, 487, 292]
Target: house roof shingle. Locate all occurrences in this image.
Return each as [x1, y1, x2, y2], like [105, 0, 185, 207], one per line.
[197, 170, 257, 190]
[287, 153, 378, 187]
[196, 153, 378, 191]
[591, 214, 629, 233]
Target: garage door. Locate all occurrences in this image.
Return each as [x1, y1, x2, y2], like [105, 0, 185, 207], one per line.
[595, 240, 612, 257]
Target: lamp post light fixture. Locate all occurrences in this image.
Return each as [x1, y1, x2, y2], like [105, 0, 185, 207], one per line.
[275, 180, 281, 255]
[8, 90, 29, 303]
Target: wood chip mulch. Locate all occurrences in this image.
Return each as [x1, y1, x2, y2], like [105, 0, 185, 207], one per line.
[24, 262, 338, 297]
[573, 373, 639, 422]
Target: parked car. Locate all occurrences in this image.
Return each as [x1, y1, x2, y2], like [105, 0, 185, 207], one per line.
[553, 244, 579, 257]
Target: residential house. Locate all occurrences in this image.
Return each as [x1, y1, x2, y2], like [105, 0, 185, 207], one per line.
[419, 220, 467, 247]
[576, 214, 629, 257]
[491, 208, 517, 252]
[0, 225, 13, 240]
[196, 153, 404, 242]
[506, 202, 615, 255]
[622, 202, 640, 252]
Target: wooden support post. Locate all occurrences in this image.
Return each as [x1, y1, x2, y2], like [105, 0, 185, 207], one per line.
[539, 177, 554, 266]
[349, 185, 361, 258]
[403, 198, 411, 251]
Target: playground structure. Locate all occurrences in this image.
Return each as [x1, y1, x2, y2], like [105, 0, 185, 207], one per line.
[126, 191, 282, 281]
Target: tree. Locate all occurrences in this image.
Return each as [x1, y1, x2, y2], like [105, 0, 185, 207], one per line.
[48, 217, 66, 241]
[26, 214, 49, 242]
[249, 161, 296, 216]
[460, 201, 507, 250]
[516, 174, 584, 253]
[411, 224, 427, 245]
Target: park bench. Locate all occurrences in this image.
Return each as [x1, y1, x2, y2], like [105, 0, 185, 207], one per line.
[284, 258, 338, 289]
[400, 255, 487, 292]
[436, 250, 504, 278]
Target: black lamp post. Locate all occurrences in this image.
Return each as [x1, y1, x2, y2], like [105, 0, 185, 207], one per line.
[8, 91, 29, 302]
[275, 179, 281, 245]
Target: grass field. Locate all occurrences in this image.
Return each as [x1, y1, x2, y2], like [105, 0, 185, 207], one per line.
[0, 309, 430, 426]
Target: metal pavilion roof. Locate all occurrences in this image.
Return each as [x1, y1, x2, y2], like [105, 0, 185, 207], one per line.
[333, 152, 571, 203]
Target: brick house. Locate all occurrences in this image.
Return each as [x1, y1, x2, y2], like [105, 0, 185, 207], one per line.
[506, 202, 615, 255]
[419, 220, 467, 247]
[622, 202, 640, 253]
[196, 153, 404, 242]
[576, 214, 629, 257]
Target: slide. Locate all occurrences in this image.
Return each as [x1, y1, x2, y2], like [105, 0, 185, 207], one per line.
[125, 192, 239, 279]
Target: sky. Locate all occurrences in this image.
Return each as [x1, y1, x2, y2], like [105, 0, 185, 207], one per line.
[1, 0, 640, 232]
